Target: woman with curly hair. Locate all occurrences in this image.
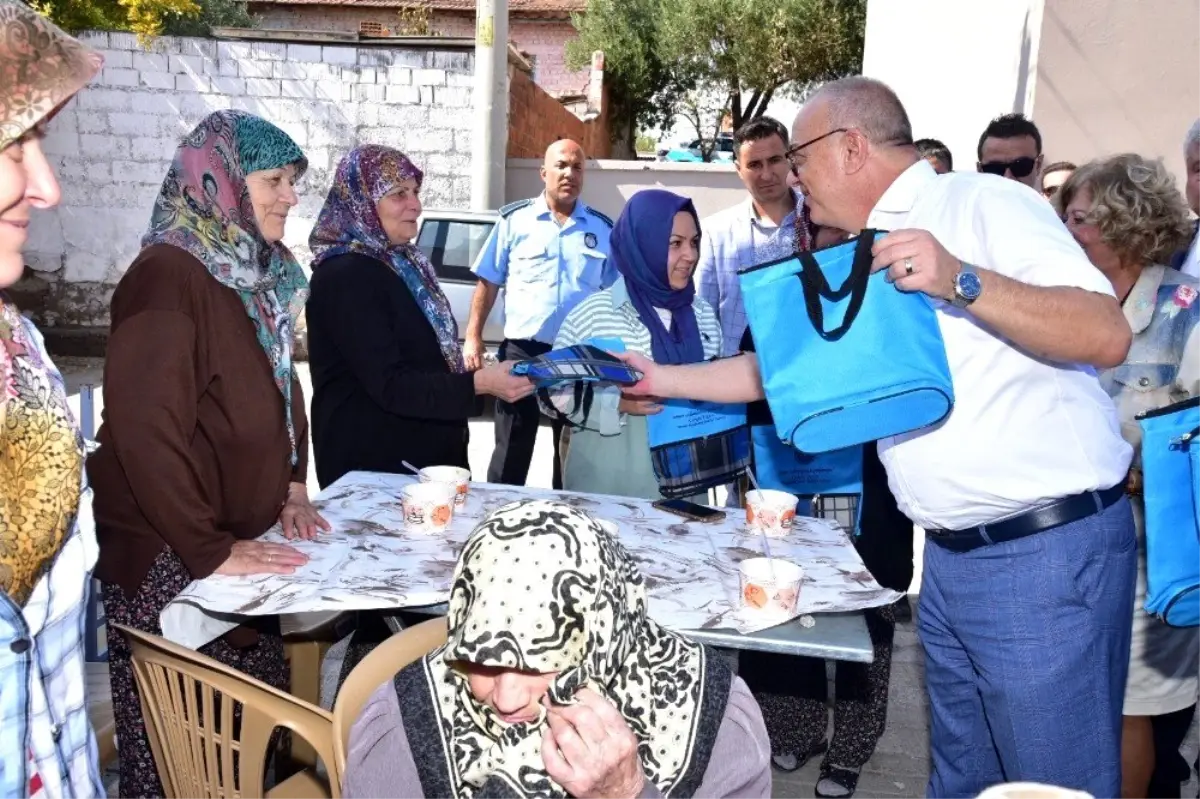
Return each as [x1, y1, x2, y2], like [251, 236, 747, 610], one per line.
[1057, 154, 1199, 799]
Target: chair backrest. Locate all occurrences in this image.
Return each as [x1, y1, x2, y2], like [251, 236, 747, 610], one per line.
[331, 616, 448, 778]
[114, 623, 340, 799]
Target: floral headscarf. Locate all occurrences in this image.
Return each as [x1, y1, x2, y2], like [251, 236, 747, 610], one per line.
[394, 500, 732, 798]
[1, 1, 99, 604]
[143, 110, 309, 465]
[0, 0, 102, 149]
[309, 145, 464, 373]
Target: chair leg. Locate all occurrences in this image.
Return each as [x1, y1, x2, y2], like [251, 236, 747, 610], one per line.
[284, 640, 328, 769]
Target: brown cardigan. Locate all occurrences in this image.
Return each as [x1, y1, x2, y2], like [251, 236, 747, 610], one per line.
[89, 243, 308, 597]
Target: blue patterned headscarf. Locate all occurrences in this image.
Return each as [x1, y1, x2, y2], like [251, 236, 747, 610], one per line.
[611, 189, 705, 365]
[143, 110, 309, 465]
[309, 145, 464, 373]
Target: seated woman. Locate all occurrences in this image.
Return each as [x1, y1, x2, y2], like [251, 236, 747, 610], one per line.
[1056, 154, 1198, 799]
[543, 189, 723, 500]
[306, 145, 534, 488]
[88, 110, 327, 798]
[344, 499, 771, 798]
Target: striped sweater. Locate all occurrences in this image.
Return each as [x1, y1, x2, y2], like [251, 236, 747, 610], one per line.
[541, 277, 723, 434]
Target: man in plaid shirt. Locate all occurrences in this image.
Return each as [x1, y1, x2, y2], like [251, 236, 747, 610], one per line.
[1, 2, 105, 796]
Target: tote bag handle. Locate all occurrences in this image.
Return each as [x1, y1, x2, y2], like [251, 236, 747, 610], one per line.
[796, 229, 878, 342]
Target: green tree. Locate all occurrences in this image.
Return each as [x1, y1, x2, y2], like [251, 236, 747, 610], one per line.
[162, 0, 254, 37]
[565, 0, 692, 158]
[27, 0, 254, 40]
[659, 0, 865, 131]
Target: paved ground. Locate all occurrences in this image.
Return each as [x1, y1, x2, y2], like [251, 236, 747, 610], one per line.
[59, 357, 1196, 798]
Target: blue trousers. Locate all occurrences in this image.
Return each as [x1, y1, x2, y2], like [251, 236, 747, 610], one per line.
[920, 498, 1137, 798]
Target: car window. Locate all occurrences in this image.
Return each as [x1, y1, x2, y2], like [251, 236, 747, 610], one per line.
[416, 218, 495, 282]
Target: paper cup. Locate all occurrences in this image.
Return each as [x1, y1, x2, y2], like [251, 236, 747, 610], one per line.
[976, 784, 1094, 799]
[402, 482, 457, 533]
[739, 557, 803, 616]
[418, 465, 471, 506]
[745, 489, 799, 538]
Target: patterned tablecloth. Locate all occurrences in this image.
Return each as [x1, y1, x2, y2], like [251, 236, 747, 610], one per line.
[160, 471, 900, 649]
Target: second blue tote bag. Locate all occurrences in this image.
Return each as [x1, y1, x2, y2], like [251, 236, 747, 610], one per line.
[738, 230, 954, 453]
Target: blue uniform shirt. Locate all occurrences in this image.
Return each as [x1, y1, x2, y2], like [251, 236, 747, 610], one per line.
[472, 193, 616, 344]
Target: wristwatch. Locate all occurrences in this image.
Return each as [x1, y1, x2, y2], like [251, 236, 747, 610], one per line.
[951, 262, 982, 309]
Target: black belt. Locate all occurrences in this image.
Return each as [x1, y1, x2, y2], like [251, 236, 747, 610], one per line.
[926, 483, 1126, 553]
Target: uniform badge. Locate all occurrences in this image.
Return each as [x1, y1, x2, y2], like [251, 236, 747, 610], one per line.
[584, 232, 598, 248]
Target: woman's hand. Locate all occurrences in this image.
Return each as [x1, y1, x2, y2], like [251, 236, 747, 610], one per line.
[618, 396, 663, 416]
[541, 689, 647, 799]
[279, 483, 332, 540]
[474, 361, 536, 403]
[213, 540, 309, 576]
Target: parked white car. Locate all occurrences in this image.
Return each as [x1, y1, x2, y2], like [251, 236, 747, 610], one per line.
[414, 208, 505, 349]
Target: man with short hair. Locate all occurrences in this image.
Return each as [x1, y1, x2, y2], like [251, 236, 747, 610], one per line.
[695, 116, 798, 356]
[915, 138, 953, 174]
[465, 139, 616, 488]
[1171, 118, 1200, 278]
[977, 112, 1043, 189]
[619, 77, 1136, 798]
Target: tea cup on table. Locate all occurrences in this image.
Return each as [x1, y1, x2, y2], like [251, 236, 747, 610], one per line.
[739, 557, 803, 616]
[418, 465, 471, 507]
[401, 482, 457, 533]
[744, 489, 799, 538]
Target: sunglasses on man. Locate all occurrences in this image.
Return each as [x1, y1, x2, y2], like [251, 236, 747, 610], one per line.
[978, 157, 1039, 178]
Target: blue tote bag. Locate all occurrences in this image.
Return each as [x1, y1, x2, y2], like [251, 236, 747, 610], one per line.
[647, 400, 751, 499]
[752, 424, 864, 534]
[738, 230, 954, 453]
[1137, 396, 1200, 627]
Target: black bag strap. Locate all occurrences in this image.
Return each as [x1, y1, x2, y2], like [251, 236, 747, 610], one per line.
[796, 229, 877, 341]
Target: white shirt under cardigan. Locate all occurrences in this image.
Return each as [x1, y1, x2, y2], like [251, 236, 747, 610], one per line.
[868, 160, 1132, 531]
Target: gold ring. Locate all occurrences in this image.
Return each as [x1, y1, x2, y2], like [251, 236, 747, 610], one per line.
[904, 257, 914, 275]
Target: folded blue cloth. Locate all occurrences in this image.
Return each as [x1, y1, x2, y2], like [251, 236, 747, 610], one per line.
[510, 344, 644, 388]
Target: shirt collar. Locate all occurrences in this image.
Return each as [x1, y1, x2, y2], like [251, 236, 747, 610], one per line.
[534, 192, 589, 222]
[746, 188, 803, 223]
[868, 159, 938, 226]
[1124, 264, 1166, 334]
[610, 276, 631, 310]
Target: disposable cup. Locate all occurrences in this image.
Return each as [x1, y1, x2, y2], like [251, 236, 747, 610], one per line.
[418, 465, 471, 507]
[401, 482, 457, 533]
[744, 489, 799, 538]
[739, 557, 803, 616]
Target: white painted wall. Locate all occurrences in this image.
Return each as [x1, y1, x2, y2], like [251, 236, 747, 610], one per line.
[861, 0, 1043, 172]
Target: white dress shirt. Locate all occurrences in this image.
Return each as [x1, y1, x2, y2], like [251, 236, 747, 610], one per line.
[870, 161, 1132, 530]
[1182, 234, 1200, 279]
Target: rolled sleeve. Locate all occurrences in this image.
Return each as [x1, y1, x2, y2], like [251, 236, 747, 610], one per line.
[472, 217, 509, 286]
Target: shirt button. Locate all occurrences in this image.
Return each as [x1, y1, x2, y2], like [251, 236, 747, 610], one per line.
[52, 724, 63, 742]
[1138, 377, 1150, 387]
[10, 638, 31, 654]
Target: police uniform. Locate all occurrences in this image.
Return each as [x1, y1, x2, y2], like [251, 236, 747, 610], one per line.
[472, 194, 616, 487]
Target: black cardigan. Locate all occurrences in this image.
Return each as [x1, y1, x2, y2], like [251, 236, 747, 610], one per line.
[306, 252, 477, 489]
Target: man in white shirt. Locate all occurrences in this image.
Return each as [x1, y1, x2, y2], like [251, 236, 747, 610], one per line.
[618, 77, 1136, 798]
[1171, 118, 1200, 278]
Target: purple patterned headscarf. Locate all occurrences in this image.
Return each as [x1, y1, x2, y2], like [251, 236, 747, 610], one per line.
[310, 145, 464, 373]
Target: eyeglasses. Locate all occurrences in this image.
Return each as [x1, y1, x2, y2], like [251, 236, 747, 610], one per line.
[786, 128, 848, 165]
[979, 157, 1038, 178]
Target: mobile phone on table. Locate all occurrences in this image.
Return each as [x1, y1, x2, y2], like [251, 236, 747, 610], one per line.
[651, 498, 727, 524]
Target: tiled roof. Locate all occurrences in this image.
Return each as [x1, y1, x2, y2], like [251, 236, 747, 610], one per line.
[249, 0, 587, 12]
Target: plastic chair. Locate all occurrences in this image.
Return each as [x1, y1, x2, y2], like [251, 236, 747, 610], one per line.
[330, 616, 448, 778]
[114, 623, 340, 799]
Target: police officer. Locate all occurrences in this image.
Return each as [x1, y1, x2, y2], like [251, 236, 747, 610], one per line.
[464, 139, 616, 488]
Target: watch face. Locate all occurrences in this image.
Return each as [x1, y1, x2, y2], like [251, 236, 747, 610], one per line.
[958, 270, 983, 300]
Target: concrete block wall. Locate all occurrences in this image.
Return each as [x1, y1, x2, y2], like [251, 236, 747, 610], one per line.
[250, 4, 589, 96]
[24, 32, 474, 330]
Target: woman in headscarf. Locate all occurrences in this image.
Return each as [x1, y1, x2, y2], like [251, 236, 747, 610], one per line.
[87, 109, 329, 797]
[542, 189, 725, 500]
[343, 499, 771, 798]
[0, 5, 103, 796]
[305, 144, 533, 489]
[1056, 154, 1198, 799]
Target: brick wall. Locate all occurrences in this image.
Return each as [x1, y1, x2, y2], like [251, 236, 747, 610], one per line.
[22, 32, 474, 330]
[507, 66, 610, 160]
[251, 4, 589, 96]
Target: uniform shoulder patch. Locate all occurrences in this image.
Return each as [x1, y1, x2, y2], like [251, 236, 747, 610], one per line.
[584, 206, 614, 228]
[499, 199, 533, 218]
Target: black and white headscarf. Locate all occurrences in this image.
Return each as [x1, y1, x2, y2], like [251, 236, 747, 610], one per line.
[393, 499, 732, 798]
